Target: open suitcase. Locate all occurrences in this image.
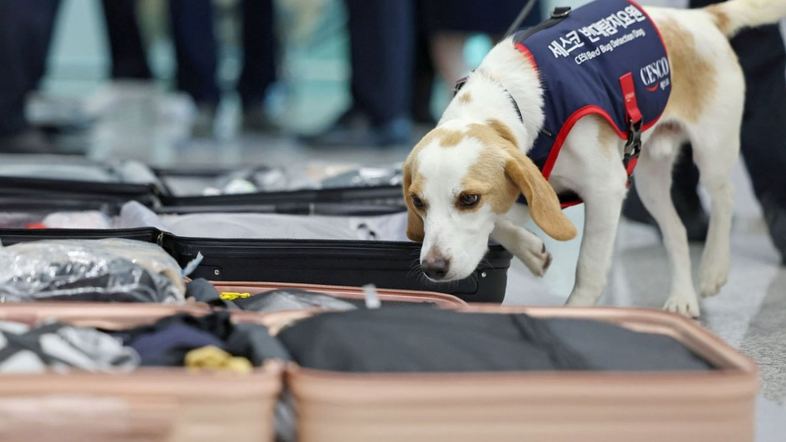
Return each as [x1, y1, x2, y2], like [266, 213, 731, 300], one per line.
[0, 303, 282, 442]
[0, 227, 512, 303]
[0, 283, 465, 442]
[285, 306, 758, 442]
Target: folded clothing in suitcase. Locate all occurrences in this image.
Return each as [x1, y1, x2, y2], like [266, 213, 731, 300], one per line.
[0, 304, 282, 442]
[0, 228, 511, 303]
[283, 306, 758, 442]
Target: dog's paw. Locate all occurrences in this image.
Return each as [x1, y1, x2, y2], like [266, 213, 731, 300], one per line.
[663, 293, 701, 318]
[698, 258, 729, 298]
[520, 242, 552, 277]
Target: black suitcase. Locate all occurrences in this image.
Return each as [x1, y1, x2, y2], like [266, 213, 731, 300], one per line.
[0, 228, 512, 303]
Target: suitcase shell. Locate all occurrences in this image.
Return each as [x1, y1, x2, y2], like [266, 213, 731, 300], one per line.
[286, 306, 758, 442]
[0, 228, 511, 303]
[0, 304, 281, 442]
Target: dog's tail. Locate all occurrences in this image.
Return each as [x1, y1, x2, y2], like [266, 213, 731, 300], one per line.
[705, 0, 786, 37]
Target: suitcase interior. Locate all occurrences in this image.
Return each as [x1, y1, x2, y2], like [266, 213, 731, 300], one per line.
[286, 306, 758, 442]
[0, 228, 512, 303]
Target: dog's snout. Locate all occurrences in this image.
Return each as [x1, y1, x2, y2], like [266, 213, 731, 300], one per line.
[422, 256, 450, 280]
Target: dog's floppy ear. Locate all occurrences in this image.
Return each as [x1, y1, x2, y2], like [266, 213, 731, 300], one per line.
[402, 159, 424, 242]
[505, 149, 577, 241]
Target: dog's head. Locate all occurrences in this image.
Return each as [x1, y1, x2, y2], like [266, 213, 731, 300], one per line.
[403, 119, 577, 281]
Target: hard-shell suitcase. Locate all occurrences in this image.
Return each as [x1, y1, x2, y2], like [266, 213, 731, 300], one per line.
[0, 228, 511, 302]
[285, 306, 758, 442]
[0, 303, 282, 442]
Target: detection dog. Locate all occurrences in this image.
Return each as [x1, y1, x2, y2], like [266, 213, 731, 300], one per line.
[403, 0, 786, 317]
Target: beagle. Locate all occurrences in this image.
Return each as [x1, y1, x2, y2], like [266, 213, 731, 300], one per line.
[403, 0, 786, 317]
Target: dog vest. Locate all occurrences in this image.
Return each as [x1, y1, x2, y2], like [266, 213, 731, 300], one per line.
[513, 0, 671, 186]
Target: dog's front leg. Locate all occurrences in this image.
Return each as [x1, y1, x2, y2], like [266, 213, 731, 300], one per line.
[565, 185, 627, 306]
[492, 217, 552, 276]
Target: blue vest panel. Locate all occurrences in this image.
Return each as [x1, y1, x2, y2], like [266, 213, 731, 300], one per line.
[513, 0, 671, 178]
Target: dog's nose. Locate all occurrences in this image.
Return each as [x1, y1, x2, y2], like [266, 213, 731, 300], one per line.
[422, 257, 450, 280]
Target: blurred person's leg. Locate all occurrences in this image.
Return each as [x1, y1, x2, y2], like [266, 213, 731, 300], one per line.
[169, 0, 219, 136]
[411, 3, 436, 128]
[100, 0, 152, 80]
[0, 0, 61, 153]
[732, 24, 786, 263]
[421, 0, 542, 92]
[237, 0, 279, 132]
[304, 0, 414, 147]
[429, 33, 468, 89]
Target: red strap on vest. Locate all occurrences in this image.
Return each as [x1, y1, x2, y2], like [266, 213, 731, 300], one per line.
[619, 73, 642, 125]
[619, 73, 643, 181]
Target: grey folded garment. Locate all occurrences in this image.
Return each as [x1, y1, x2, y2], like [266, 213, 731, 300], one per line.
[233, 290, 357, 313]
[0, 321, 139, 373]
[0, 238, 185, 303]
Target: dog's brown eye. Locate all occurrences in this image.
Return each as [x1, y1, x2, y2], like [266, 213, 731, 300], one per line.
[458, 193, 480, 208]
[411, 195, 426, 209]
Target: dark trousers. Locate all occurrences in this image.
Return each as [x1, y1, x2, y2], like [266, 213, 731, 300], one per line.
[103, 0, 277, 107]
[100, 0, 151, 80]
[344, 0, 414, 125]
[676, 0, 786, 206]
[0, 0, 61, 136]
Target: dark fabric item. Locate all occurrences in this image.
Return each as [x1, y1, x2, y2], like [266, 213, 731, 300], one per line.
[732, 25, 786, 208]
[225, 322, 291, 365]
[514, 0, 670, 173]
[0, 0, 61, 136]
[345, 0, 414, 125]
[421, 0, 542, 35]
[279, 307, 712, 373]
[237, 0, 277, 107]
[100, 0, 152, 80]
[233, 289, 357, 312]
[279, 307, 589, 372]
[127, 322, 225, 366]
[411, 3, 436, 125]
[544, 318, 711, 371]
[168, 0, 220, 105]
[119, 312, 290, 366]
[185, 278, 230, 308]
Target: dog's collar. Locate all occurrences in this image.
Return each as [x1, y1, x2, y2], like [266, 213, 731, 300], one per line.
[453, 70, 524, 124]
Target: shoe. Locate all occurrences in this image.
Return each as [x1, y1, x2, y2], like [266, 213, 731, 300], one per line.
[0, 129, 58, 154]
[301, 110, 412, 148]
[761, 195, 786, 266]
[241, 105, 280, 134]
[622, 181, 709, 242]
[191, 104, 216, 138]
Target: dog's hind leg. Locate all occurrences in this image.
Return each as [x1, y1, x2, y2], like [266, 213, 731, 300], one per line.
[690, 129, 738, 298]
[635, 127, 700, 317]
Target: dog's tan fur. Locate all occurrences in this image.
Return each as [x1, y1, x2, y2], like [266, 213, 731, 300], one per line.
[659, 18, 718, 123]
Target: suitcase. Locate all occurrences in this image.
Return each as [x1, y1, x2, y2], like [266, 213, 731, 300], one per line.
[0, 303, 282, 442]
[285, 306, 758, 442]
[0, 228, 510, 303]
